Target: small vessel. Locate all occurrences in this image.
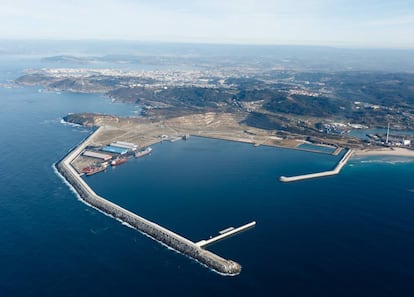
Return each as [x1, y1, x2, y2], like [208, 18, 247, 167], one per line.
[135, 147, 152, 158]
[81, 165, 95, 174]
[85, 165, 107, 176]
[219, 227, 235, 235]
[111, 157, 128, 166]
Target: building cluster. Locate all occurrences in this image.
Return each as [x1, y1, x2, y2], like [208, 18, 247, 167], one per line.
[35, 68, 238, 89]
[319, 122, 351, 135]
[79, 141, 150, 176]
[367, 134, 412, 147]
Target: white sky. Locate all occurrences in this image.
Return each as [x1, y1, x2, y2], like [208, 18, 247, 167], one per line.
[1, 0, 414, 48]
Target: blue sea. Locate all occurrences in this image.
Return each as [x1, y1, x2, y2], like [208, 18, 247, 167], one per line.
[1, 55, 414, 297]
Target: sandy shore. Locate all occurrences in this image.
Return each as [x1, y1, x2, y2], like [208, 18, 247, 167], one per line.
[354, 147, 414, 157]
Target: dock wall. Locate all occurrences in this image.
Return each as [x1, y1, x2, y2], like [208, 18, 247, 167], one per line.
[280, 149, 353, 183]
[55, 127, 241, 275]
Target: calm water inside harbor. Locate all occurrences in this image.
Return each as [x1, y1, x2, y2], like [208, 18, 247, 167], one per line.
[296, 142, 337, 154]
[1, 56, 414, 297]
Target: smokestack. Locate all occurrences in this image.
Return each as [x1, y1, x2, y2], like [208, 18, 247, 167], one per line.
[386, 122, 390, 144]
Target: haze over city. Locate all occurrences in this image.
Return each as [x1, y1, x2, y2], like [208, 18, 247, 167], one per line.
[1, 0, 414, 48]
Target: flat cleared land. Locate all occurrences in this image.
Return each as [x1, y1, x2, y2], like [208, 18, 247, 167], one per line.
[71, 112, 301, 173]
[69, 111, 413, 175]
[78, 112, 306, 150]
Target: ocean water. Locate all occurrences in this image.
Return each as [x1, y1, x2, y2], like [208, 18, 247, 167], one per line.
[1, 55, 414, 297]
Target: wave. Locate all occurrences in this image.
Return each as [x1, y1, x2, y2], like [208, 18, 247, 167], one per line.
[60, 118, 82, 128]
[353, 157, 414, 165]
[41, 119, 60, 125]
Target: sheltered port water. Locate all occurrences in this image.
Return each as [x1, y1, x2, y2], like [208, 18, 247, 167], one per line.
[55, 127, 250, 276]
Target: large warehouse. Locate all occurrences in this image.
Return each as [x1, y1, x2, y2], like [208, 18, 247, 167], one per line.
[101, 145, 129, 155]
[110, 141, 137, 151]
[83, 150, 112, 161]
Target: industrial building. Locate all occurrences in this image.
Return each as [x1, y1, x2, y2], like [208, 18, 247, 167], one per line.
[110, 141, 137, 151]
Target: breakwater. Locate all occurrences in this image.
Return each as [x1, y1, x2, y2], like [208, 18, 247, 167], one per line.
[55, 127, 241, 275]
[280, 149, 354, 182]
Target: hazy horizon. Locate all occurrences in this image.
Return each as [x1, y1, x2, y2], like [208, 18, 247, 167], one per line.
[3, 38, 414, 50]
[2, 39, 414, 72]
[2, 0, 414, 49]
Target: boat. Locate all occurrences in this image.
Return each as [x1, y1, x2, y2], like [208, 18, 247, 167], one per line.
[219, 227, 235, 235]
[81, 165, 94, 174]
[85, 165, 107, 176]
[111, 157, 128, 166]
[135, 147, 152, 158]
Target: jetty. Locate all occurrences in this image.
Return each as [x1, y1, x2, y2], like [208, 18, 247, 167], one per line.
[55, 127, 250, 276]
[280, 148, 353, 183]
[196, 221, 256, 248]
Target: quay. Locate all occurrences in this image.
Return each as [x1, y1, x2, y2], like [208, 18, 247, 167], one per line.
[333, 147, 343, 156]
[196, 221, 256, 248]
[55, 127, 243, 276]
[280, 149, 354, 183]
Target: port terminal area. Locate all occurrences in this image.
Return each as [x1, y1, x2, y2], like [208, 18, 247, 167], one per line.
[57, 118, 359, 273]
[56, 127, 254, 275]
[70, 129, 191, 176]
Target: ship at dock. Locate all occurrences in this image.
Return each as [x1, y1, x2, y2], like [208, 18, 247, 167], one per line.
[135, 147, 152, 158]
[111, 156, 128, 166]
[82, 164, 108, 176]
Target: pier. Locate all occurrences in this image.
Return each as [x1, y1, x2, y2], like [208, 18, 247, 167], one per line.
[196, 221, 256, 248]
[280, 149, 353, 183]
[55, 127, 249, 276]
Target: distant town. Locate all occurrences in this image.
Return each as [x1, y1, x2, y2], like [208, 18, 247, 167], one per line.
[16, 54, 414, 152]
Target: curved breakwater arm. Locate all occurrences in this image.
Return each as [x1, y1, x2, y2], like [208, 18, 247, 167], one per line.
[280, 149, 354, 183]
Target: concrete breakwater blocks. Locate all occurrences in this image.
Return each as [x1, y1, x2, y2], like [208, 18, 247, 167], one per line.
[55, 128, 241, 276]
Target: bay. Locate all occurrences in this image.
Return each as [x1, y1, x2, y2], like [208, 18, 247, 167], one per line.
[1, 55, 414, 297]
